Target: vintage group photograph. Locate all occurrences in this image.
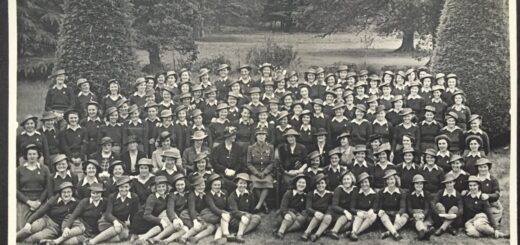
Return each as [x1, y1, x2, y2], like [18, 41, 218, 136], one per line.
[12, 0, 514, 244]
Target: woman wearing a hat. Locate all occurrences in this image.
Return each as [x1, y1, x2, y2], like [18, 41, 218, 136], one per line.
[237, 64, 253, 95]
[215, 64, 232, 101]
[396, 147, 420, 191]
[431, 173, 463, 236]
[377, 169, 407, 241]
[261, 80, 277, 105]
[101, 79, 126, 113]
[80, 100, 103, 156]
[311, 99, 330, 134]
[430, 85, 448, 123]
[247, 128, 275, 213]
[104, 160, 126, 194]
[190, 153, 214, 188]
[158, 86, 176, 114]
[130, 77, 148, 112]
[198, 69, 213, 89]
[277, 129, 309, 191]
[440, 111, 464, 154]
[288, 100, 303, 129]
[286, 71, 300, 96]
[348, 104, 372, 146]
[200, 174, 232, 244]
[273, 111, 292, 147]
[182, 130, 212, 171]
[17, 144, 52, 231]
[151, 131, 181, 172]
[247, 87, 265, 119]
[77, 159, 103, 199]
[406, 81, 426, 117]
[301, 173, 333, 242]
[365, 95, 380, 123]
[298, 110, 315, 150]
[226, 173, 261, 243]
[200, 86, 218, 125]
[308, 128, 332, 168]
[40, 111, 61, 163]
[327, 171, 357, 239]
[209, 103, 232, 147]
[89, 137, 119, 179]
[463, 176, 508, 238]
[120, 135, 147, 175]
[350, 145, 373, 178]
[367, 75, 381, 97]
[158, 174, 192, 243]
[446, 154, 468, 193]
[379, 80, 394, 111]
[385, 95, 405, 127]
[49, 154, 79, 197]
[442, 74, 462, 107]
[348, 172, 378, 241]
[322, 148, 347, 191]
[123, 104, 149, 154]
[89, 176, 139, 244]
[419, 74, 434, 101]
[419, 105, 441, 152]
[187, 108, 213, 147]
[51, 183, 107, 244]
[329, 104, 349, 147]
[99, 107, 124, 155]
[45, 69, 75, 112]
[475, 158, 503, 225]
[407, 174, 436, 241]
[211, 127, 244, 187]
[391, 71, 408, 97]
[463, 115, 490, 155]
[463, 135, 486, 175]
[180, 175, 216, 244]
[130, 158, 155, 206]
[298, 84, 313, 111]
[391, 108, 420, 153]
[226, 92, 241, 123]
[17, 182, 78, 243]
[233, 105, 255, 149]
[421, 148, 445, 193]
[131, 176, 172, 241]
[172, 105, 190, 154]
[17, 114, 50, 165]
[448, 91, 471, 130]
[310, 67, 327, 99]
[435, 134, 452, 171]
[274, 174, 309, 239]
[371, 106, 392, 146]
[337, 132, 354, 165]
[372, 145, 396, 190]
[75, 78, 97, 118]
[305, 151, 324, 181]
[156, 149, 185, 186]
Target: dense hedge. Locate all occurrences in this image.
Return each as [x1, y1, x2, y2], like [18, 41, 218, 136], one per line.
[431, 0, 510, 146]
[54, 0, 137, 96]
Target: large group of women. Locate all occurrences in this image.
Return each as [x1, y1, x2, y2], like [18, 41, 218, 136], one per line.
[16, 63, 509, 244]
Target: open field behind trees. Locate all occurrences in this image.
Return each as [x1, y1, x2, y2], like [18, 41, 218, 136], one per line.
[16, 31, 510, 245]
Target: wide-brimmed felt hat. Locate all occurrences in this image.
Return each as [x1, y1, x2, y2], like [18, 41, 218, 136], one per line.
[237, 64, 252, 71]
[446, 73, 457, 79]
[166, 70, 178, 78]
[298, 82, 312, 91]
[353, 145, 368, 153]
[420, 74, 434, 81]
[314, 128, 328, 136]
[264, 80, 275, 87]
[378, 80, 392, 88]
[342, 90, 354, 98]
[448, 154, 464, 163]
[257, 106, 269, 114]
[191, 130, 208, 140]
[332, 103, 346, 111]
[346, 71, 357, 78]
[179, 92, 192, 101]
[76, 78, 89, 87]
[216, 103, 229, 111]
[198, 68, 210, 78]
[204, 86, 217, 94]
[158, 131, 172, 142]
[328, 147, 341, 156]
[405, 68, 416, 75]
[354, 81, 368, 88]
[417, 66, 429, 72]
[465, 135, 483, 146]
[325, 73, 336, 81]
[466, 175, 481, 184]
[475, 158, 492, 169]
[160, 109, 173, 119]
[85, 159, 101, 169]
[86, 100, 99, 108]
[366, 95, 378, 103]
[172, 173, 186, 184]
[337, 132, 350, 140]
[134, 77, 146, 87]
[383, 70, 395, 76]
[368, 74, 380, 82]
[374, 144, 391, 156]
[424, 105, 436, 113]
[412, 174, 426, 183]
[40, 111, 57, 121]
[216, 64, 231, 72]
[391, 95, 404, 103]
[108, 160, 125, 174]
[312, 173, 327, 186]
[441, 173, 456, 184]
[49, 69, 66, 78]
[20, 114, 38, 126]
[359, 70, 369, 76]
[269, 97, 280, 104]
[128, 104, 139, 114]
[52, 154, 68, 165]
[324, 90, 336, 98]
[191, 174, 205, 186]
[445, 111, 459, 120]
[375, 105, 386, 113]
[144, 102, 159, 110]
[207, 173, 222, 184]
[136, 158, 153, 166]
[223, 126, 237, 138]
[304, 68, 317, 75]
[234, 173, 251, 182]
[276, 111, 289, 122]
[64, 109, 80, 121]
[58, 181, 75, 192]
[115, 98, 128, 109]
[401, 146, 415, 155]
[308, 150, 321, 160]
[178, 68, 190, 75]
[116, 176, 132, 186]
[99, 136, 113, 146]
[162, 149, 181, 159]
[357, 172, 372, 184]
[145, 88, 156, 97]
[423, 148, 437, 157]
[368, 134, 382, 143]
[435, 73, 446, 79]
[155, 175, 169, 185]
[228, 80, 240, 87]
[399, 108, 414, 116]
[383, 169, 398, 179]
[467, 114, 481, 124]
[452, 90, 465, 99]
[283, 128, 300, 137]
[292, 173, 310, 188]
[191, 108, 203, 118]
[24, 144, 40, 154]
[175, 104, 188, 115]
[431, 85, 444, 92]
[402, 133, 416, 142]
[178, 80, 191, 88]
[409, 80, 422, 88]
[258, 63, 273, 70]
[105, 107, 118, 116]
[285, 70, 298, 79]
[355, 104, 367, 113]
[255, 128, 268, 136]
[315, 67, 325, 74]
[435, 134, 451, 144]
[193, 153, 208, 163]
[337, 65, 349, 72]
[396, 71, 406, 77]
[89, 182, 106, 192]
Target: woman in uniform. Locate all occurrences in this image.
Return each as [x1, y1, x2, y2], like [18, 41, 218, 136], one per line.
[247, 128, 275, 213]
[377, 169, 408, 241]
[49, 154, 79, 197]
[301, 173, 333, 242]
[348, 172, 378, 241]
[327, 171, 357, 239]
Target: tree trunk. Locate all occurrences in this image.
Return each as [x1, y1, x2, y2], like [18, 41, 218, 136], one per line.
[395, 29, 415, 52]
[147, 43, 164, 72]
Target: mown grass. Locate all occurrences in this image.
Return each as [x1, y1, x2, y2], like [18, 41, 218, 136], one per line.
[15, 31, 511, 244]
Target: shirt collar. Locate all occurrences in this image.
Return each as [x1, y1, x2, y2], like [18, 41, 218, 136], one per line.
[423, 164, 440, 171]
[373, 119, 388, 126]
[106, 121, 121, 126]
[78, 91, 93, 96]
[313, 189, 331, 197]
[327, 164, 342, 173]
[443, 189, 457, 197]
[359, 188, 376, 195]
[176, 120, 188, 126]
[155, 192, 167, 199]
[407, 94, 422, 99]
[58, 197, 76, 204]
[353, 160, 368, 168]
[467, 151, 482, 157]
[117, 192, 132, 200]
[89, 197, 103, 206]
[300, 124, 311, 131]
[130, 119, 143, 125]
[332, 116, 347, 122]
[42, 126, 55, 132]
[257, 122, 268, 128]
[412, 190, 424, 197]
[402, 163, 417, 170]
[421, 120, 437, 125]
[53, 84, 67, 89]
[192, 124, 205, 130]
[211, 190, 225, 197]
[236, 189, 249, 197]
[314, 113, 324, 118]
[469, 191, 482, 199]
[431, 98, 443, 103]
[21, 131, 40, 136]
[292, 189, 305, 196]
[376, 161, 394, 169]
[478, 173, 491, 181]
[67, 125, 81, 131]
[54, 170, 72, 179]
[239, 118, 252, 125]
[383, 187, 401, 194]
[437, 151, 450, 157]
[194, 191, 205, 198]
[173, 191, 186, 196]
[82, 177, 99, 186]
[23, 162, 41, 169]
[467, 128, 484, 134]
[206, 100, 218, 106]
[87, 117, 101, 122]
[351, 119, 368, 125]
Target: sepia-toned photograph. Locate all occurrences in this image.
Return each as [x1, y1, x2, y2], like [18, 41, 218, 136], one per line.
[10, 0, 516, 244]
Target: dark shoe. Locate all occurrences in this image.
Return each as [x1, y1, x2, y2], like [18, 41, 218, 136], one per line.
[434, 228, 444, 236]
[446, 226, 457, 235]
[235, 235, 245, 243]
[328, 231, 340, 240]
[301, 232, 310, 241]
[310, 234, 318, 242]
[417, 230, 426, 241]
[349, 232, 358, 241]
[263, 204, 270, 214]
[344, 231, 352, 238]
[381, 231, 391, 239]
[424, 227, 435, 240]
[392, 232, 402, 241]
[273, 231, 284, 239]
[500, 233, 510, 239]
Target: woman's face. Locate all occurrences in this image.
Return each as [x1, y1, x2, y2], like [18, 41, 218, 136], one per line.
[137, 82, 147, 92]
[469, 140, 480, 151]
[355, 151, 366, 161]
[162, 116, 172, 126]
[342, 174, 353, 187]
[451, 160, 462, 170]
[286, 135, 296, 144]
[306, 73, 316, 82]
[437, 139, 448, 150]
[385, 175, 396, 187]
[91, 191, 102, 201]
[241, 109, 251, 118]
[339, 71, 348, 79]
[139, 165, 150, 175]
[334, 108, 344, 117]
[130, 111, 139, 119]
[258, 112, 268, 121]
[177, 110, 187, 120]
[289, 75, 298, 83]
[162, 91, 172, 101]
[195, 182, 206, 192]
[327, 77, 336, 86]
[360, 179, 370, 190]
[468, 182, 479, 192]
[218, 109, 229, 119]
[158, 75, 165, 83]
[194, 115, 203, 125]
[193, 90, 202, 97]
[109, 83, 119, 94]
[423, 79, 432, 87]
[181, 72, 190, 81]
[478, 164, 489, 173]
[128, 142, 138, 151]
[414, 181, 424, 191]
[425, 111, 434, 121]
[80, 82, 90, 92]
[164, 156, 176, 168]
[446, 118, 456, 126]
[369, 80, 378, 88]
[316, 179, 327, 191]
[196, 159, 207, 171]
[262, 67, 271, 77]
[410, 86, 419, 94]
[302, 115, 311, 124]
[396, 75, 404, 83]
[86, 163, 98, 177]
[231, 83, 241, 92]
[87, 105, 98, 117]
[55, 160, 69, 172]
[296, 178, 307, 191]
[300, 88, 309, 97]
[402, 136, 412, 146]
[279, 117, 288, 125]
[264, 85, 274, 93]
[383, 74, 392, 83]
[313, 104, 322, 113]
[403, 153, 414, 163]
[447, 78, 457, 87]
[167, 75, 176, 84]
[470, 120, 480, 129]
[340, 137, 349, 146]
[356, 86, 365, 94]
[317, 73, 325, 80]
[277, 80, 286, 89]
[147, 79, 155, 89]
[119, 103, 129, 114]
[23, 119, 36, 132]
[194, 139, 203, 148]
[211, 180, 222, 192]
[403, 114, 413, 123]
[180, 84, 190, 93]
[43, 119, 55, 128]
[293, 105, 302, 114]
[118, 183, 130, 195]
[283, 96, 293, 105]
[445, 181, 455, 190]
[207, 92, 216, 100]
[408, 72, 416, 81]
[175, 180, 186, 192]
[60, 187, 73, 201]
[394, 100, 403, 109]
[317, 135, 326, 143]
[310, 157, 320, 167]
[251, 93, 260, 101]
[382, 86, 391, 95]
[219, 69, 228, 77]
[26, 149, 39, 162]
[156, 183, 168, 195]
[347, 77, 356, 84]
[237, 179, 247, 191]
[102, 143, 112, 152]
[227, 96, 237, 106]
[330, 154, 340, 165]
[240, 68, 250, 77]
[112, 165, 124, 177]
[454, 95, 464, 104]
[345, 95, 354, 104]
[68, 114, 79, 126]
[425, 155, 436, 164]
[436, 78, 445, 85]
[256, 133, 267, 142]
[376, 110, 385, 120]
[355, 109, 365, 119]
[109, 111, 119, 122]
[378, 152, 388, 162]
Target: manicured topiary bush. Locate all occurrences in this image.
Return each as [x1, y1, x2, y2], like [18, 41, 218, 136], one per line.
[431, 0, 510, 146]
[54, 0, 137, 97]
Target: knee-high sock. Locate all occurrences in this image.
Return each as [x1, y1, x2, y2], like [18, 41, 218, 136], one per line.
[139, 226, 162, 240]
[244, 215, 261, 234]
[380, 213, 397, 234]
[89, 226, 118, 244]
[194, 224, 216, 242]
[278, 214, 294, 233]
[357, 213, 377, 234]
[331, 216, 348, 233]
[237, 216, 250, 236]
[304, 217, 320, 234]
[315, 215, 332, 236]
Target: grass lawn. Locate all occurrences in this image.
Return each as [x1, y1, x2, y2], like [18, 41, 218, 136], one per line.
[15, 31, 511, 244]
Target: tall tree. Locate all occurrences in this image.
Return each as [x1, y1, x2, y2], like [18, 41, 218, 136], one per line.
[431, 0, 509, 144]
[55, 0, 137, 95]
[132, 0, 199, 72]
